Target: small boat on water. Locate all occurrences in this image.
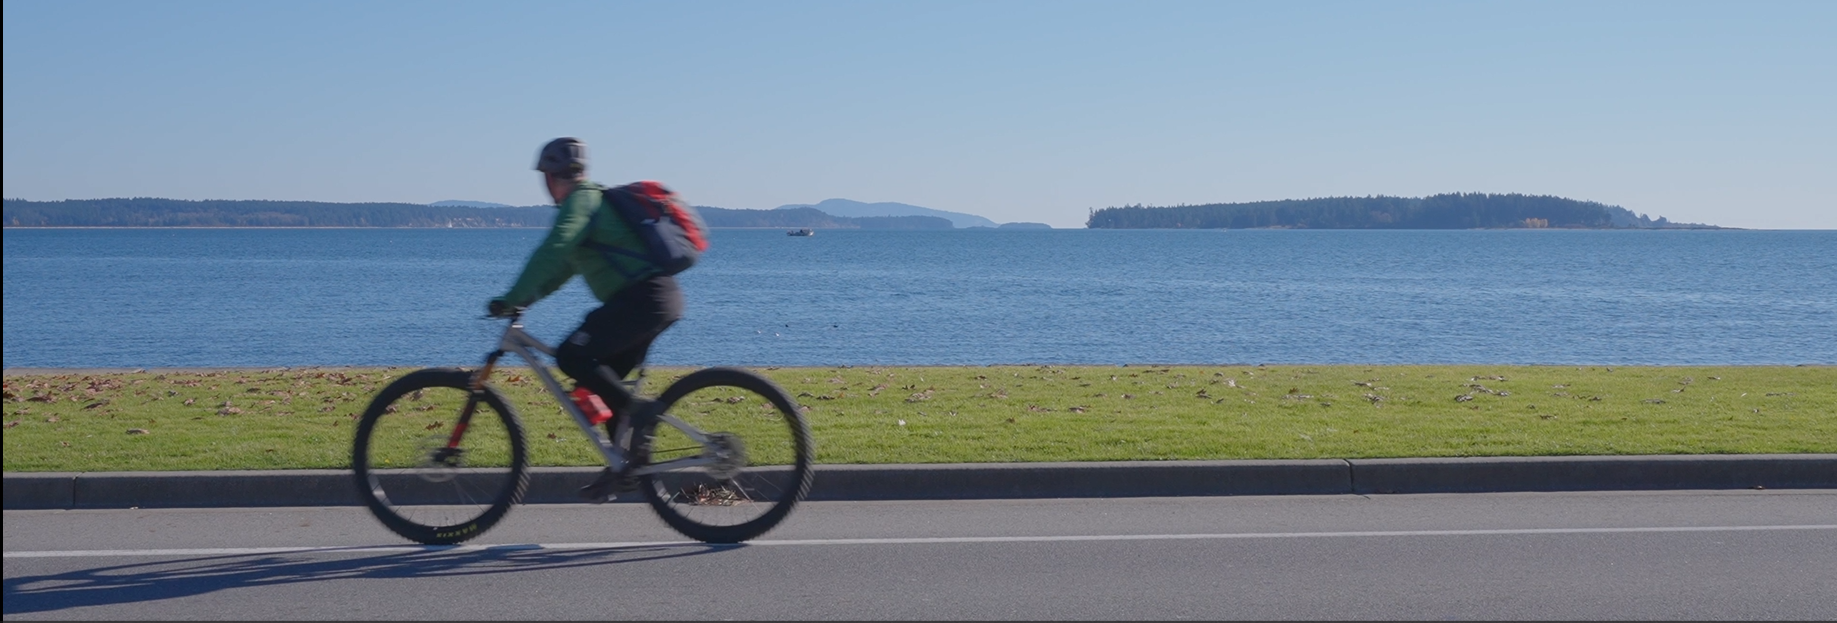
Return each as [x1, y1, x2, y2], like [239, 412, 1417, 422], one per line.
[787, 228, 814, 237]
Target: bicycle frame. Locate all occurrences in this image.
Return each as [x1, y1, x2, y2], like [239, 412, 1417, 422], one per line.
[462, 314, 723, 476]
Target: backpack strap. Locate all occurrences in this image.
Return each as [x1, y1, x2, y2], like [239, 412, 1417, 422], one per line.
[580, 194, 657, 280]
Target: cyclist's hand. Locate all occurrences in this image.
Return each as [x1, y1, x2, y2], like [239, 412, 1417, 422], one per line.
[486, 299, 517, 318]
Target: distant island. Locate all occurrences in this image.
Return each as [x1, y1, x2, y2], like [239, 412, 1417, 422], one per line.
[1086, 193, 1720, 230]
[696, 205, 952, 229]
[428, 200, 516, 209]
[3, 193, 1711, 230]
[1, 197, 952, 229]
[1, 198, 555, 228]
[773, 199, 999, 228]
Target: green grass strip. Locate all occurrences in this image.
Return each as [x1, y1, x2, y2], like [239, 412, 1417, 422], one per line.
[3, 364, 1832, 472]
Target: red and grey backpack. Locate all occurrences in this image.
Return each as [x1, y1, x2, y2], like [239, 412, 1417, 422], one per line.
[587, 181, 709, 277]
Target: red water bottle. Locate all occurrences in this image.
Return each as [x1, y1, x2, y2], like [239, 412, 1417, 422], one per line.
[570, 386, 615, 426]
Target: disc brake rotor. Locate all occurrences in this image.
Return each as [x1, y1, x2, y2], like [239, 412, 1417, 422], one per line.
[703, 432, 748, 481]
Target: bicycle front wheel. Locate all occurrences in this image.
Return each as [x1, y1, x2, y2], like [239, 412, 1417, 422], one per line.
[352, 368, 528, 545]
[637, 367, 814, 543]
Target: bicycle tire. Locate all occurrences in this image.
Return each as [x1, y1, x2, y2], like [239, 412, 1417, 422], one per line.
[636, 366, 814, 544]
[352, 368, 529, 545]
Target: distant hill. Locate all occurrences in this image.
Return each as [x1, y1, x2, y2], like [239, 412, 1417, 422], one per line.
[775, 199, 999, 229]
[1, 197, 949, 229]
[3, 197, 553, 227]
[1085, 193, 1721, 230]
[697, 206, 951, 230]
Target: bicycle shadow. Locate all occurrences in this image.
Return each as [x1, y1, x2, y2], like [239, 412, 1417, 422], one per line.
[4, 542, 739, 616]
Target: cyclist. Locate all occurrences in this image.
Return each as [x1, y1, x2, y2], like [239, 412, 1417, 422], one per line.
[487, 137, 684, 498]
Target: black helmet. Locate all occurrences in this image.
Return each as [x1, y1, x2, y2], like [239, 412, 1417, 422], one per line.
[534, 137, 587, 175]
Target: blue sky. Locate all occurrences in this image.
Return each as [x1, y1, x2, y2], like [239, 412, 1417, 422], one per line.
[4, 0, 1833, 229]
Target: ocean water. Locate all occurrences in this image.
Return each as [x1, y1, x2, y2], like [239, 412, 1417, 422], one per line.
[3, 228, 1833, 369]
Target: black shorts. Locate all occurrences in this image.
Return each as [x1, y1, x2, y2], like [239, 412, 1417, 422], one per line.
[554, 275, 683, 405]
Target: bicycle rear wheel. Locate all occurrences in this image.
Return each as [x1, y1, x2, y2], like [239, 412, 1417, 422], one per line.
[352, 368, 528, 545]
[636, 367, 814, 543]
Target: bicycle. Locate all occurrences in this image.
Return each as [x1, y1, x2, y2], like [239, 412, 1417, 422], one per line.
[351, 308, 814, 545]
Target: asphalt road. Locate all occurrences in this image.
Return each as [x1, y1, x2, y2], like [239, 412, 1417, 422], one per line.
[5, 490, 1835, 620]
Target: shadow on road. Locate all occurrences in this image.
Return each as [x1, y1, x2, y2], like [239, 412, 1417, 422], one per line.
[4, 542, 735, 616]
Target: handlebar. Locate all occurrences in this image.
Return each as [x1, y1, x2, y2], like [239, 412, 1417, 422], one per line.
[485, 301, 527, 320]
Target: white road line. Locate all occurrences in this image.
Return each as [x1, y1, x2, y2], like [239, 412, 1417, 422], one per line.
[7, 524, 1834, 559]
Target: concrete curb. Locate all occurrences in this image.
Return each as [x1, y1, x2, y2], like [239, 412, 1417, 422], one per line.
[1347, 454, 1837, 494]
[5, 454, 1833, 511]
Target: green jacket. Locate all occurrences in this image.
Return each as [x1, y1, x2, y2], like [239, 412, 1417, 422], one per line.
[495, 182, 655, 308]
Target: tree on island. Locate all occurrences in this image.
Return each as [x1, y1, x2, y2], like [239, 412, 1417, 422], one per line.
[1084, 193, 1717, 230]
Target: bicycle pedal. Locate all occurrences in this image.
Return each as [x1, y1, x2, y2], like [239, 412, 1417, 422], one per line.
[578, 468, 621, 503]
[578, 486, 618, 504]
[615, 474, 641, 494]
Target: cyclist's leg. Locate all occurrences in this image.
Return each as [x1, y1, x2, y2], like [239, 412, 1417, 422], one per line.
[555, 275, 683, 413]
[602, 334, 654, 387]
[559, 277, 681, 500]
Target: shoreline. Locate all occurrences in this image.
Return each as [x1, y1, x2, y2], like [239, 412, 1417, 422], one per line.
[7, 363, 1834, 377]
[14, 226, 1825, 231]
